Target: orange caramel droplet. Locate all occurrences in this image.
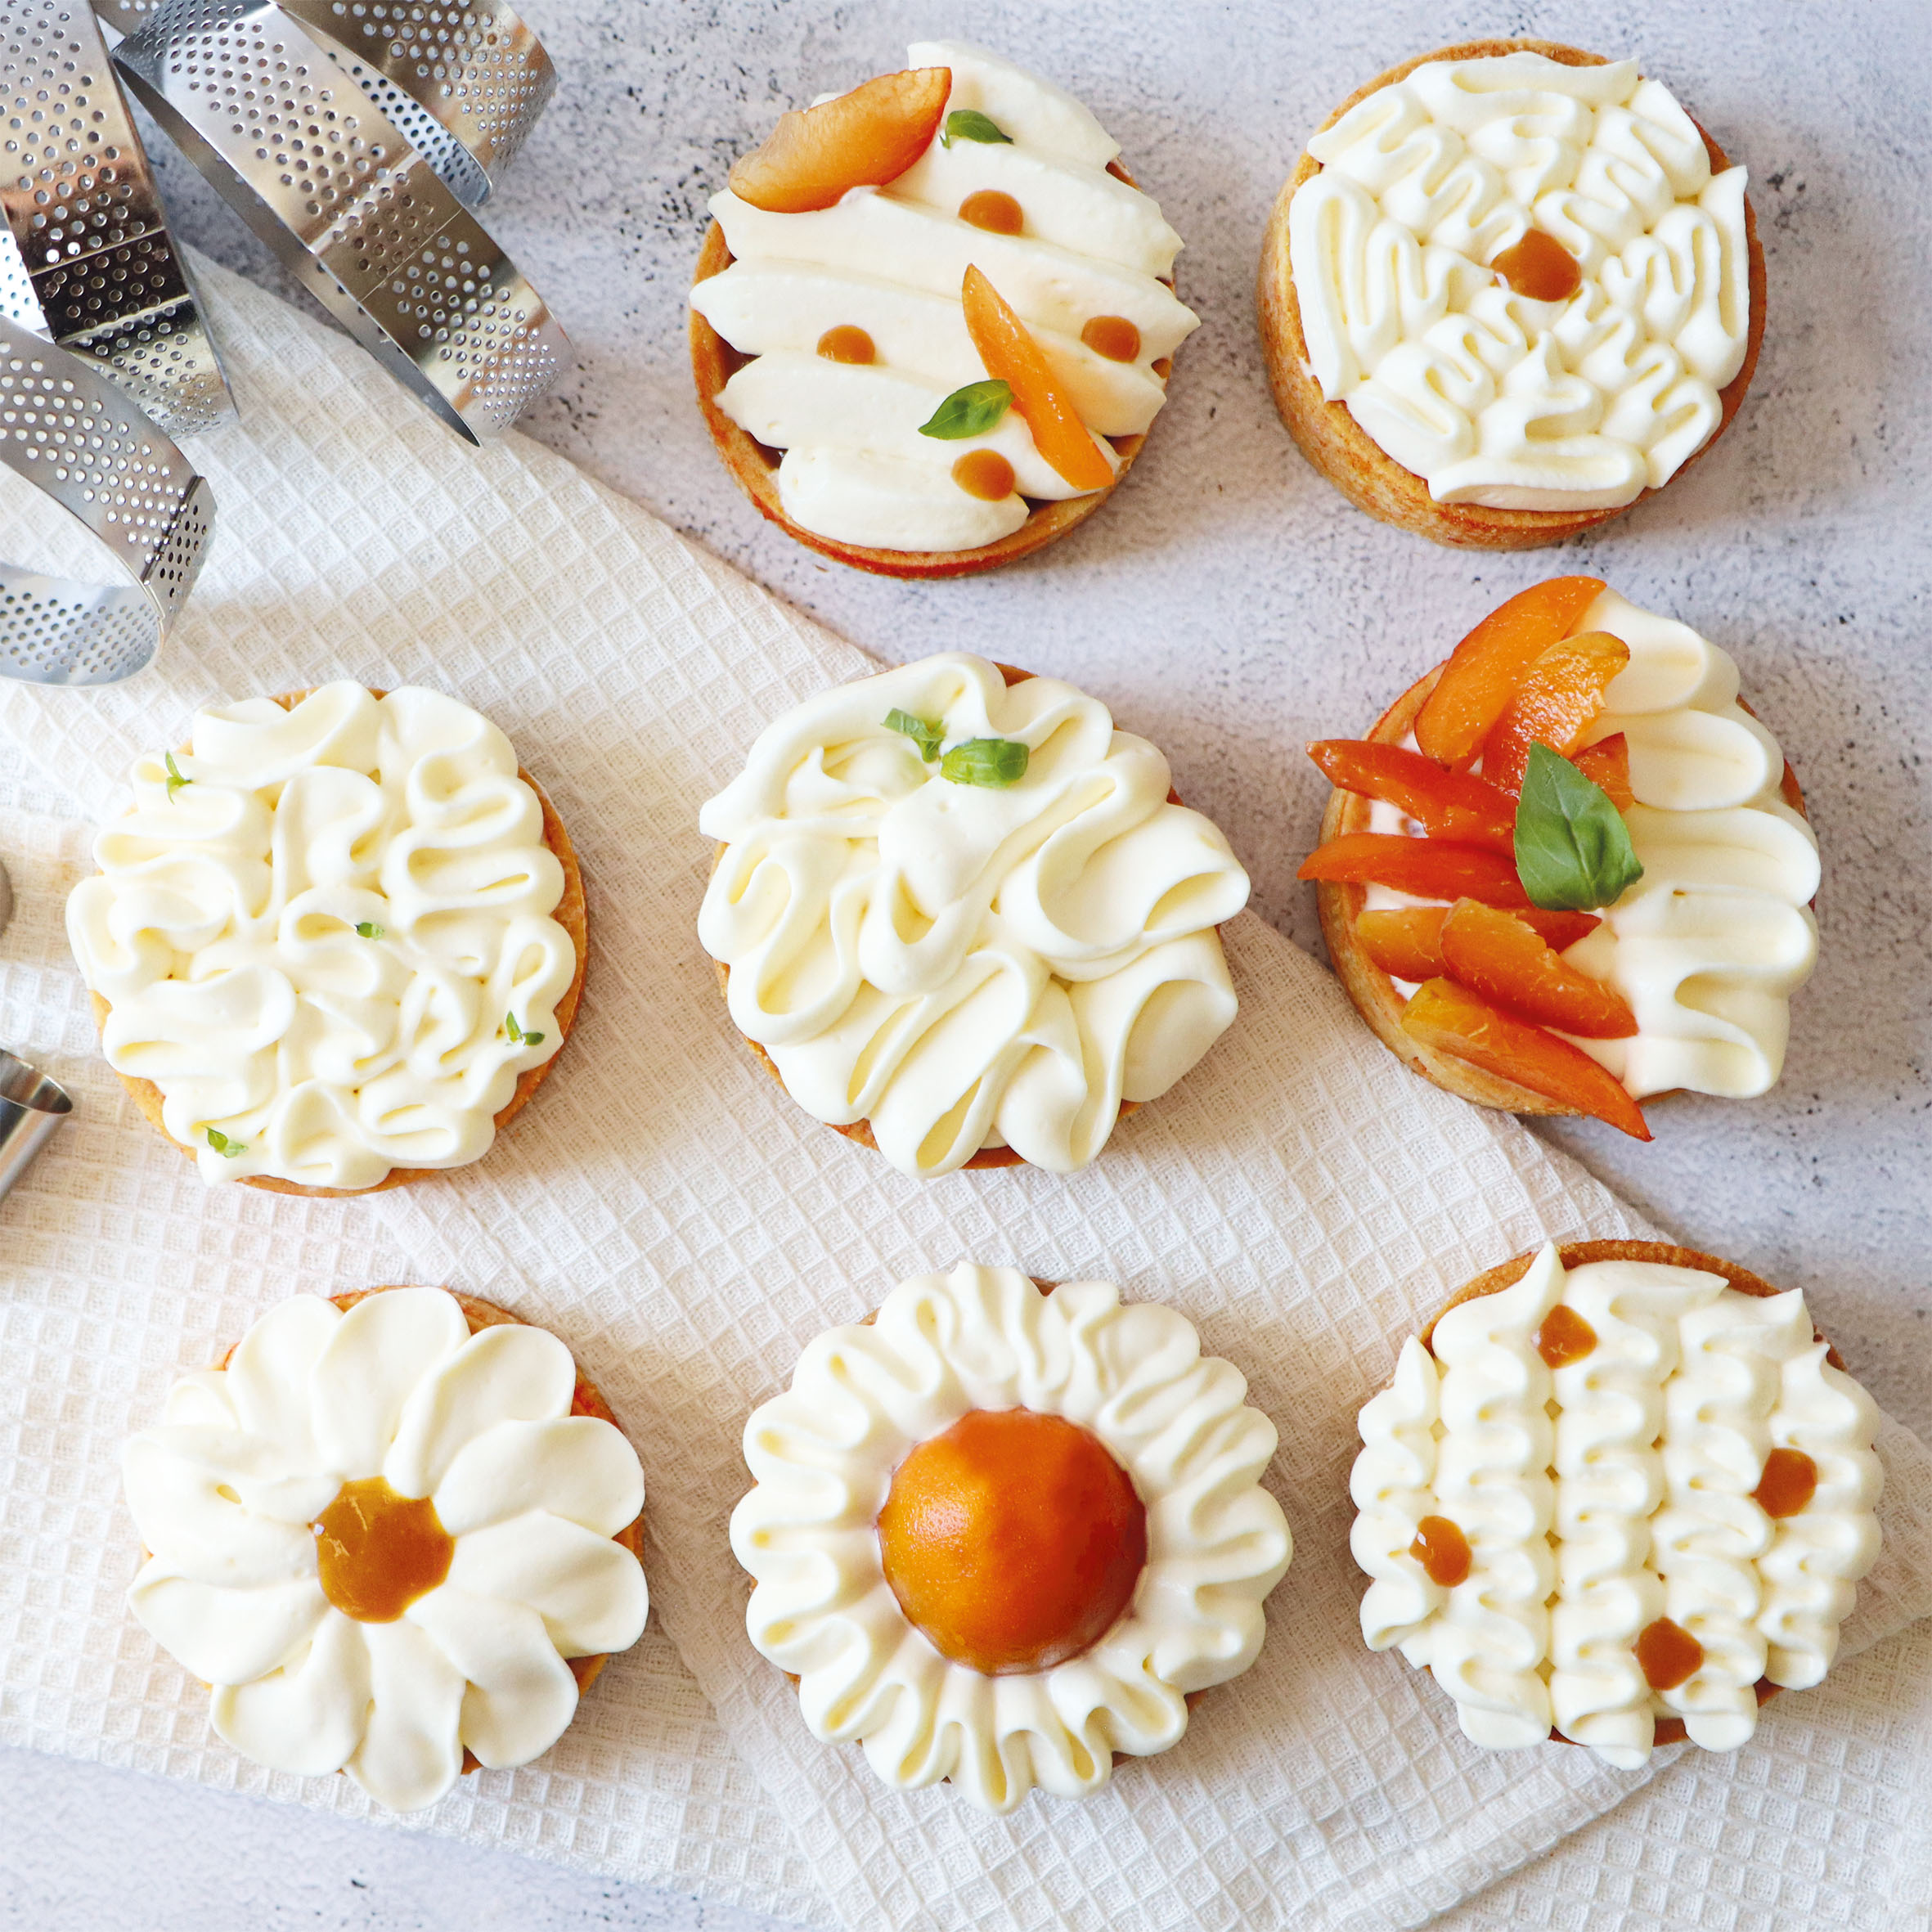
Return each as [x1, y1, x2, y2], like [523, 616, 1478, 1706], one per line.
[959, 189, 1023, 235]
[313, 1476, 454, 1624]
[1636, 1615, 1704, 1692]
[1534, 1302, 1599, 1369]
[951, 449, 1016, 501]
[1409, 1514, 1472, 1588]
[1493, 228, 1584, 303]
[1753, 1446, 1819, 1519]
[877, 1409, 1147, 1675]
[815, 325, 876, 365]
[1080, 314, 1141, 362]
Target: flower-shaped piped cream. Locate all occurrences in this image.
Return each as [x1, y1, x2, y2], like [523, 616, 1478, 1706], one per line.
[123, 1287, 647, 1811]
[730, 1264, 1293, 1813]
[1352, 1242, 1882, 1767]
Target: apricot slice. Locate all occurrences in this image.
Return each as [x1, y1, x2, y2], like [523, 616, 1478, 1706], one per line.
[961, 264, 1115, 492]
[1400, 977, 1651, 1139]
[1309, 739, 1516, 855]
[1482, 631, 1631, 796]
[1299, 833, 1530, 907]
[877, 1408, 1147, 1675]
[1439, 898, 1636, 1039]
[1414, 577, 1606, 768]
[728, 68, 951, 213]
[1570, 732, 1634, 810]
[1358, 905, 1599, 982]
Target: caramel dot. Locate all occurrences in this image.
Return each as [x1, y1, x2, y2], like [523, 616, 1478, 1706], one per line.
[1409, 1513, 1471, 1588]
[959, 190, 1023, 235]
[1636, 1615, 1703, 1692]
[313, 1476, 454, 1624]
[877, 1409, 1147, 1675]
[1492, 228, 1583, 303]
[1534, 1302, 1597, 1369]
[1080, 315, 1141, 363]
[1753, 1446, 1819, 1519]
[815, 326, 875, 365]
[951, 449, 1016, 501]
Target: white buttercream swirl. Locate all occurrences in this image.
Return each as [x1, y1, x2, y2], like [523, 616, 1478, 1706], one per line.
[729, 1263, 1292, 1813]
[1350, 1245, 1883, 1764]
[66, 684, 575, 1190]
[1289, 52, 1750, 509]
[693, 40, 1200, 550]
[698, 653, 1249, 1179]
[122, 1289, 647, 1811]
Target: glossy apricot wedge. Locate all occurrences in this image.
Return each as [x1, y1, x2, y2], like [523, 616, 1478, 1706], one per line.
[1483, 631, 1631, 795]
[1359, 905, 1600, 982]
[1400, 977, 1651, 1139]
[962, 264, 1115, 492]
[1570, 732, 1634, 810]
[1308, 740, 1516, 856]
[1414, 577, 1606, 768]
[1439, 898, 1637, 1039]
[729, 67, 951, 213]
[1299, 834, 1530, 907]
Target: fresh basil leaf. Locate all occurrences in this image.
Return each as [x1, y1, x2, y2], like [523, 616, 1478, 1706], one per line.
[354, 920, 384, 940]
[917, 379, 1012, 440]
[883, 708, 945, 762]
[204, 1126, 246, 1157]
[164, 753, 190, 803]
[940, 738, 1029, 788]
[1514, 741, 1644, 911]
[941, 109, 1012, 149]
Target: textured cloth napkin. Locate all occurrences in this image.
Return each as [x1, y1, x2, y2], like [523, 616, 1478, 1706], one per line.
[1, 258, 1929, 1932]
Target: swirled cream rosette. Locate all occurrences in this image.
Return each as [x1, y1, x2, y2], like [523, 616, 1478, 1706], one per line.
[1351, 1242, 1881, 1768]
[730, 1264, 1294, 1813]
[123, 1287, 648, 1812]
[698, 653, 1250, 1179]
[66, 683, 582, 1193]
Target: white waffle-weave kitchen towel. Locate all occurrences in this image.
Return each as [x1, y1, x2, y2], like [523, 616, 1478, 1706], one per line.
[1, 257, 1929, 1932]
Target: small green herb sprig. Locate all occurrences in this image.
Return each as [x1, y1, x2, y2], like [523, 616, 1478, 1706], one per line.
[204, 1126, 247, 1158]
[503, 1011, 546, 1049]
[918, 378, 1012, 440]
[1513, 742, 1644, 911]
[354, 920, 385, 940]
[164, 753, 191, 803]
[941, 109, 1012, 148]
[883, 711, 1030, 789]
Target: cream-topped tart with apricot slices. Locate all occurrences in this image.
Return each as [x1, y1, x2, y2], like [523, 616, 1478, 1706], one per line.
[1301, 579, 1817, 1137]
[690, 41, 1199, 577]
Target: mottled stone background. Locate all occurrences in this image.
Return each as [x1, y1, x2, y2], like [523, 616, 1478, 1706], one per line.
[6, 1, 1927, 1925]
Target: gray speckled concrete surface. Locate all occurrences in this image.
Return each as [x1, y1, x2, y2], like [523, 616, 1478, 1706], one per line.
[10, 1, 1930, 1925]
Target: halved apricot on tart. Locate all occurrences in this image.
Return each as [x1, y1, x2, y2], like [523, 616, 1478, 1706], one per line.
[728, 67, 952, 213]
[1438, 899, 1636, 1039]
[1307, 740, 1516, 855]
[1297, 833, 1530, 907]
[1482, 629, 1629, 794]
[1357, 904, 1601, 983]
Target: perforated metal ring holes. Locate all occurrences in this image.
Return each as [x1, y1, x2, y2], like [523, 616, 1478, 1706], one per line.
[0, 311, 213, 685]
[0, 0, 233, 435]
[109, 0, 567, 440]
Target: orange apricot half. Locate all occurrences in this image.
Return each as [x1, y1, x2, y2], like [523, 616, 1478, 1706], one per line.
[1309, 739, 1516, 855]
[1400, 977, 1651, 1139]
[1570, 732, 1634, 810]
[1359, 905, 1600, 982]
[1414, 577, 1606, 769]
[1299, 834, 1530, 907]
[729, 68, 951, 213]
[1483, 631, 1630, 795]
[961, 264, 1115, 492]
[1439, 898, 1637, 1039]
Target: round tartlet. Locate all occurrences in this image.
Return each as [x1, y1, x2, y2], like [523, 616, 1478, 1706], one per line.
[730, 1264, 1293, 1812]
[1258, 40, 1766, 550]
[123, 1285, 649, 1810]
[1304, 583, 1817, 1136]
[691, 40, 1196, 579]
[698, 653, 1250, 1179]
[69, 684, 586, 1197]
[1351, 1241, 1882, 1764]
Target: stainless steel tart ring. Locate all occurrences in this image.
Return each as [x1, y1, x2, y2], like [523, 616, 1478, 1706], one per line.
[0, 1045, 73, 1204]
[0, 308, 213, 683]
[1, 0, 234, 436]
[106, 0, 570, 443]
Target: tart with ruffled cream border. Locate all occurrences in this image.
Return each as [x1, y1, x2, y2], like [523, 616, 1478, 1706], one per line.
[122, 1286, 648, 1811]
[1258, 40, 1765, 550]
[66, 684, 586, 1197]
[1352, 1240, 1882, 1764]
[1300, 580, 1817, 1139]
[698, 653, 1250, 1179]
[690, 40, 1199, 577]
[730, 1263, 1292, 1812]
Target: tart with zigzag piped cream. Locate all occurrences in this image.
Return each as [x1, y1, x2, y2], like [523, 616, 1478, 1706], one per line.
[1352, 1241, 1882, 1764]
